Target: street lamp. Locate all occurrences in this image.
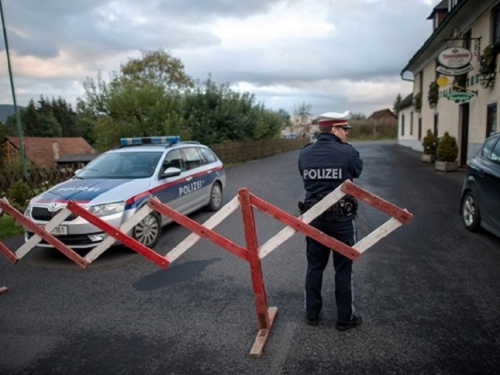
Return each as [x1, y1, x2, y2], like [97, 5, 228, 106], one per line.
[0, 0, 28, 178]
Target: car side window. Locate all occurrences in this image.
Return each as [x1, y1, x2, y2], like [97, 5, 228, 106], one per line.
[162, 149, 186, 173]
[182, 147, 206, 169]
[199, 147, 217, 163]
[481, 137, 497, 158]
[489, 139, 500, 165]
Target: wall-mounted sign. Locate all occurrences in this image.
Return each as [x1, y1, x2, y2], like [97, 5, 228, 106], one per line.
[436, 47, 474, 76]
[444, 91, 474, 102]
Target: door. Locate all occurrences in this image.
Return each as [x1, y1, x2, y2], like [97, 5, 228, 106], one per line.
[481, 138, 500, 232]
[179, 147, 210, 210]
[459, 103, 470, 166]
[155, 149, 187, 212]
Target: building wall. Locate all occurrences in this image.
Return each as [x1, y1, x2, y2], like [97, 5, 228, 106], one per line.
[398, 104, 422, 151]
[399, 1, 500, 162]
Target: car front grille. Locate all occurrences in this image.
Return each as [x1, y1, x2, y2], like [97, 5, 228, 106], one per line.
[31, 207, 78, 222]
[26, 232, 102, 246]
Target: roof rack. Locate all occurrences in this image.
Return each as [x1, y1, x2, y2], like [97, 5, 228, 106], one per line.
[119, 136, 181, 147]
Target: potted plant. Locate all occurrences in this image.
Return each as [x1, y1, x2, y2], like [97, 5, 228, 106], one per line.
[414, 92, 422, 113]
[479, 41, 500, 88]
[421, 129, 436, 163]
[435, 132, 459, 172]
[428, 82, 439, 109]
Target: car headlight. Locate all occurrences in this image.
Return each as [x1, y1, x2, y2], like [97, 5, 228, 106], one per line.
[88, 202, 125, 217]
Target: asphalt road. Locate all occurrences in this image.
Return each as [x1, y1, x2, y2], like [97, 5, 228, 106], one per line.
[1, 141, 500, 375]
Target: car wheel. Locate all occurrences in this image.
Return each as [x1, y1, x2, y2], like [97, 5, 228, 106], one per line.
[461, 191, 481, 232]
[207, 182, 223, 211]
[132, 211, 161, 248]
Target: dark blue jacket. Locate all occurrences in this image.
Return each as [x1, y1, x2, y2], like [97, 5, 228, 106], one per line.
[298, 132, 363, 202]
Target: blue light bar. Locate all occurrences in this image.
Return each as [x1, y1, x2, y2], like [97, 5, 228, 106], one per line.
[119, 136, 181, 146]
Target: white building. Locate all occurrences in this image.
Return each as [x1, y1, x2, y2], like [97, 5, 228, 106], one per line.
[399, 0, 500, 166]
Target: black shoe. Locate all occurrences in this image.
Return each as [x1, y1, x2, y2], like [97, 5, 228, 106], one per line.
[336, 316, 362, 331]
[306, 316, 319, 326]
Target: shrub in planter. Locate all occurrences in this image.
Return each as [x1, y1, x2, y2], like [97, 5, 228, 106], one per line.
[421, 129, 436, 162]
[436, 132, 458, 162]
[435, 132, 459, 172]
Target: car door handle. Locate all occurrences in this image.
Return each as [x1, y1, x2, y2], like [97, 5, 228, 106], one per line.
[206, 170, 213, 174]
[186, 177, 193, 182]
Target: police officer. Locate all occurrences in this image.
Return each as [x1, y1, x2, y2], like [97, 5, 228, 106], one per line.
[298, 110, 363, 331]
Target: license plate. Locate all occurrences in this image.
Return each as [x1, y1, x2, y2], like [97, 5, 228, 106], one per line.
[39, 225, 68, 236]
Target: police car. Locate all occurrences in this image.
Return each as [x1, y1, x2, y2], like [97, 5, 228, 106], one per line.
[24, 136, 226, 249]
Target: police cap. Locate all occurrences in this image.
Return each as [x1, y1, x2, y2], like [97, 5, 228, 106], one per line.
[317, 111, 352, 130]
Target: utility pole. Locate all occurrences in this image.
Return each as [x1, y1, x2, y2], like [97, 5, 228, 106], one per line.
[1, 0, 28, 179]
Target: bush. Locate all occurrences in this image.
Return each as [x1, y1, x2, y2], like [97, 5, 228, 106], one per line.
[7, 180, 31, 211]
[436, 132, 458, 162]
[422, 130, 436, 155]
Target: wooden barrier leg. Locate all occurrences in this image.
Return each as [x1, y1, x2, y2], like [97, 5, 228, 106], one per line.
[239, 188, 278, 359]
[0, 287, 8, 295]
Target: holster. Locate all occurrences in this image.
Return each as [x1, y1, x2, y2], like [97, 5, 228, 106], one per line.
[298, 194, 358, 221]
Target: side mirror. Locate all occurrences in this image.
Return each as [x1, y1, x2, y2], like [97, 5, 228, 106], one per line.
[160, 166, 182, 179]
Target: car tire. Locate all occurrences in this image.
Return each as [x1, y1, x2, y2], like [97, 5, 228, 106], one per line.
[132, 211, 161, 248]
[207, 182, 223, 211]
[461, 191, 481, 232]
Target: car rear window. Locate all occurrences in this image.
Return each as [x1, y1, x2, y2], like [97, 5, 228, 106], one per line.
[481, 137, 498, 158]
[489, 139, 500, 165]
[199, 147, 217, 163]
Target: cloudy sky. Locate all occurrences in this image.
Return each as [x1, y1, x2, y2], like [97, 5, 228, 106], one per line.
[0, 0, 440, 117]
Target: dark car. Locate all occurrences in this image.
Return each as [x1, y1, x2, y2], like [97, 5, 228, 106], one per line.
[460, 133, 500, 238]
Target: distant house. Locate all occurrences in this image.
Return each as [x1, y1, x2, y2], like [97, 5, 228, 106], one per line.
[2, 136, 97, 169]
[367, 109, 398, 122]
[285, 113, 315, 137]
[397, 94, 418, 149]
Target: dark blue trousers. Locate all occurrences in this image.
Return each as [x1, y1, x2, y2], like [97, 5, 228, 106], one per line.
[305, 218, 358, 324]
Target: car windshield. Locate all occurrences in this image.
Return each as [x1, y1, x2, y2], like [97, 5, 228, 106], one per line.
[76, 151, 163, 179]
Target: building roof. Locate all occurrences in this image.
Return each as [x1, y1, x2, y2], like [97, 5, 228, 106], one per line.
[427, 0, 448, 20]
[400, 0, 470, 75]
[367, 109, 397, 121]
[4, 136, 96, 168]
[399, 94, 414, 110]
[56, 154, 98, 164]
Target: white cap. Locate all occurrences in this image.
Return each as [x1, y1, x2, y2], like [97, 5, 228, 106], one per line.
[317, 111, 352, 129]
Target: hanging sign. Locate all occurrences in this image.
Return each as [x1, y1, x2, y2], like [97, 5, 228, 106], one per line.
[436, 47, 474, 76]
[444, 91, 474, 102]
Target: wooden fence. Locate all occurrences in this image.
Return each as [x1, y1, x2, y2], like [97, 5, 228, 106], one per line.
[209, 138, 309, 164]
[0, 138, 309, 199]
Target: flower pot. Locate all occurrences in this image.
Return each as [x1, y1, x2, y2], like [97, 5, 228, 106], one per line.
[435, 160, 458, 172]
[421, 154, 433, 163]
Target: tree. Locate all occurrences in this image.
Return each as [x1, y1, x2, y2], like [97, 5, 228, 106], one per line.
[79, 50, 284, 150]
[277, 109, 291, 130]
[182, 78, 282, 144]
[393, 93, 402, 115]
[79, 50, 195, 150]
[6, 99, 62, 137]
[350, 112, 366, 120]
[120, 50, 194, 91]
[0, 121, 7, 168]
[294, 102, 312, 117]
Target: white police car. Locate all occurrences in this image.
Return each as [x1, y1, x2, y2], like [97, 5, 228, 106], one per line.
[24, 136, 226, 249]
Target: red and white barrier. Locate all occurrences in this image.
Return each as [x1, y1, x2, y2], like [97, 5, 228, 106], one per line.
[0, 181, 412, 358]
